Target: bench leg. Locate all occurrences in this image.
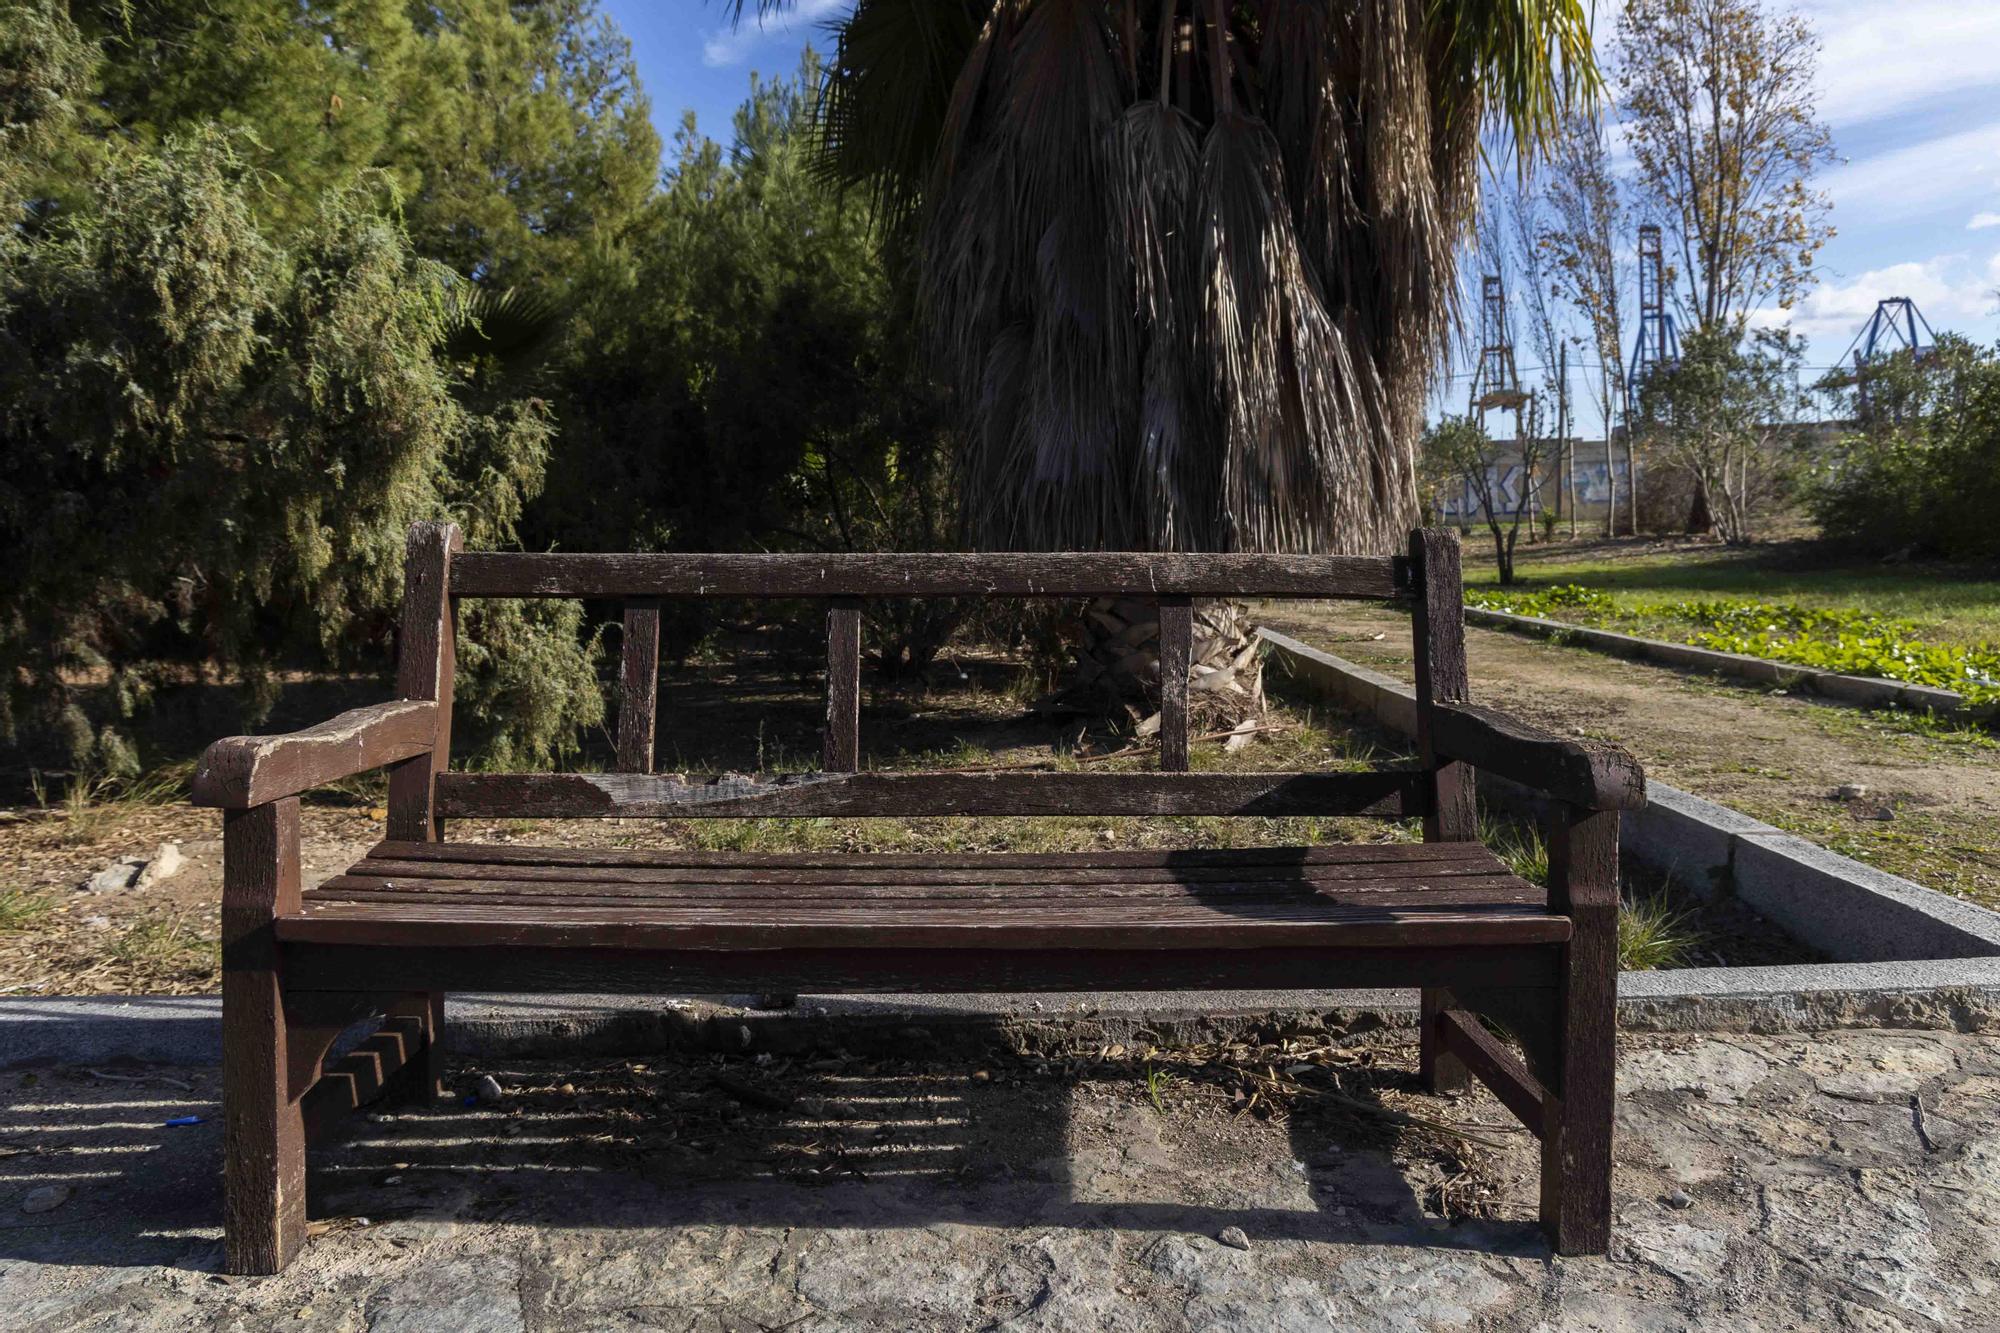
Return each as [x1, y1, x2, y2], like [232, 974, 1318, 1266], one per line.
[1419, 988, 1471, 1094]
[1540, 810, 1618, 1256]
[417, 992, 448, 1101]
[221, 802, 307, 1275]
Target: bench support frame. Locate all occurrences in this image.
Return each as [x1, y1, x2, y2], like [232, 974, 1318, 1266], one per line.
[202, 525, 1640, 1273]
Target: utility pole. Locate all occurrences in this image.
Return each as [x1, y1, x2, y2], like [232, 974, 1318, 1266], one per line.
[1600, 353, 1618, 539]
[1559, 342, 1575, 539]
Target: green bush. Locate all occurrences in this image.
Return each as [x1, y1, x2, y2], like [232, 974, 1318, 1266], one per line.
[0, 126, 599, 771]
[1807, 335, 2000, 561]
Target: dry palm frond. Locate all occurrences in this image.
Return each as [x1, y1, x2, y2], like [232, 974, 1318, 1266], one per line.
[794, 0, 1599, 554]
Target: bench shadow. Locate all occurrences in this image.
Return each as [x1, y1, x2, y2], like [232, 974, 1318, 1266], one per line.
[0, 1022, 1546, 1274]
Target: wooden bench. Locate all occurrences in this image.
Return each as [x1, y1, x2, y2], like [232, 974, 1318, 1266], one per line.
[193, 523, 1644, 1273]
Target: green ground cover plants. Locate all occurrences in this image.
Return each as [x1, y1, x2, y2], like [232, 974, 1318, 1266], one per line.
[1465, 583, 2000, 709]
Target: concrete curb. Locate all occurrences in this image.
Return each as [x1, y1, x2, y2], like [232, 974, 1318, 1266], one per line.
[1256, 627, 2000, 968]
[1461, 606, 1976, 719]
[8, 967, 1999, 1071]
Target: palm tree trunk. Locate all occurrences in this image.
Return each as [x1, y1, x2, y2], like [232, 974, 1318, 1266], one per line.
[1070, 597, 1266, 732]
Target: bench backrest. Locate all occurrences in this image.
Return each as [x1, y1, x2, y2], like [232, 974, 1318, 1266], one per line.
[385, 523, 1459, 843]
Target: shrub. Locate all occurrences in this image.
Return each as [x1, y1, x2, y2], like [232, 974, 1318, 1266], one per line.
[0, 128, 600, 771]
[1807, 335, 2000, 561]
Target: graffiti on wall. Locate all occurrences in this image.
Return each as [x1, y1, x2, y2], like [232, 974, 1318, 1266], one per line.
[1433, 454, 1635, 522]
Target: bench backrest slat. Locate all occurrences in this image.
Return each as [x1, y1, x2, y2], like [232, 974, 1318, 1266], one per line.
[434, 770, 1423, 820]
[398, 529, 1438, 830]
[617, 599, 661, 773]
[452, 551, 1410, 600]
[824, 598, 862, 772]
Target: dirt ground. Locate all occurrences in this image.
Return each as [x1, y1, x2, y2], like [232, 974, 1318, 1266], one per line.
[1261, 602, 2000, 910]
[3, 1027, 1998, 1331]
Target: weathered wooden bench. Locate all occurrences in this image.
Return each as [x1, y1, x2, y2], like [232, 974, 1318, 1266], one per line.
[193, 522, 1643, 1273]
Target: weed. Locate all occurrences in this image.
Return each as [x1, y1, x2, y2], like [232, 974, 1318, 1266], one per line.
[0, 891, 54, 932]
[1479, 815, 1549, 886]
[1144, 1063, 1174, 1114]
[108, 912, 218, 984]
[1618, 894, 1701, 971]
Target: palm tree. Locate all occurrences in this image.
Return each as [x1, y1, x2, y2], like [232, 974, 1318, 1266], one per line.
[744, 0, 1597, 706]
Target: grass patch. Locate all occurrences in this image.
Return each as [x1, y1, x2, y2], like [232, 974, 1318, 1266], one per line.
[1466, 540, 2000, 646]
[1476, 813, 1707, 970]
[106, 911, 218, 988]
[1617, 894, 1701, 971]
[0, 890, 54, 932]
[1480, 815, 1549, 886]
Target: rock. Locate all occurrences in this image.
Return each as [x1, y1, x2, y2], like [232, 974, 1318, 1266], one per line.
[80, 859, 144, 894]
[1217, 1226, 1251, 1251]
[474, 1074, 505, 1104]
[21, 1184, 70, 1214]
[143, 841, 185, 884]
[1666, 1188, 1693, 1210]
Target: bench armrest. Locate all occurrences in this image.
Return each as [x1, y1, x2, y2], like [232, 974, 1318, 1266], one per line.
[1429, 701, 1645, 812]
[192, 701, 439, 809]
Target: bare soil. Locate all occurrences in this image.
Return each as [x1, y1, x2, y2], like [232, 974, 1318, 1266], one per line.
[1261, 601, 2000, 909]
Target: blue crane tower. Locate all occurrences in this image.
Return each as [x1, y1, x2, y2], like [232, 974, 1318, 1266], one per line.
[1625, 224, 1679, 414]
[1840, 297, 1936, 418]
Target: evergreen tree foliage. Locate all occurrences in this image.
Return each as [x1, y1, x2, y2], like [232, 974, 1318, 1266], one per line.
[534, 58, 957, 663]
[67, 0, 660, 290]
[0, 3, 605, 771]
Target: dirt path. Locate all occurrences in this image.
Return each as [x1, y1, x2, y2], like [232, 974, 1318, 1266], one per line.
[1260, 602, 2000, 910]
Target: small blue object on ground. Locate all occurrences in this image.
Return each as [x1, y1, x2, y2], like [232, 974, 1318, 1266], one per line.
[163, 1115, 203, 1127]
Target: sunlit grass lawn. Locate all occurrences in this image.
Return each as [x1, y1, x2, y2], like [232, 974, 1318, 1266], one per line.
[1462, 536, 2000, 646]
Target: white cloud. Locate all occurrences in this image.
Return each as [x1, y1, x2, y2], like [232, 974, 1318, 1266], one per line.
[1971, 212, 2000, 231]
[1806, 0, 2000, 128]
[1590, 0, 2000, 129]
[1755, 253, 2000, 348]
[701, 0, 850, 69]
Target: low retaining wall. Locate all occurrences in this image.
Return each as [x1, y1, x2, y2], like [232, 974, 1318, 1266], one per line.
[1257, 627, 2000, 967]
[1462, 606, 1973, 719]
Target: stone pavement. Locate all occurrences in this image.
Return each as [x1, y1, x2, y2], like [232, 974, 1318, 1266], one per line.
[2, 1028, 1997, 1331]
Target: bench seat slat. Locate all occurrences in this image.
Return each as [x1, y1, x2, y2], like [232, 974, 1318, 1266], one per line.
[280, 842, 1565, 952]
[313, 876, 1541, 908]
[346, 852, 1506, 888]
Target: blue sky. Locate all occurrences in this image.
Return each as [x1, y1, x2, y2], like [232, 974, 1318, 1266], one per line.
[609, 0, 2000, 430]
